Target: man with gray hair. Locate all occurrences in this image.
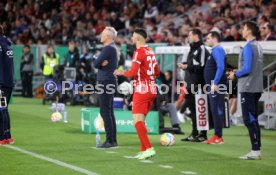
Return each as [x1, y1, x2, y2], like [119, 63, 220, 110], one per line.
[94, 27, 118, 148]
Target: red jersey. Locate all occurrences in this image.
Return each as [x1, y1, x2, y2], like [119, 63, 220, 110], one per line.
[124, 46, 160, 114]
[124, 46, 160, 84]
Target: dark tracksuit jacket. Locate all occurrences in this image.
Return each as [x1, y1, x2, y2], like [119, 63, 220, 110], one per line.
[183, 41, 210, 133]
[94, 42, 118, 143]
[0, 35, 14, 140]
[0, 36, 14, 89]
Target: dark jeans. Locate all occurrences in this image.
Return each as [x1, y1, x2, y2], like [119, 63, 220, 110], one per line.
[241, 92, 262, 151]
[97, 80, 117, 143]
[21, 71, 33, 97]
[0, 86, 12, 140]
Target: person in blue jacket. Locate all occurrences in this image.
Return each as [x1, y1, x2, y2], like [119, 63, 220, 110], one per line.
[204, 31, 228, 145]
[229, 21, 263, 160]
[0, 25, 14, 145]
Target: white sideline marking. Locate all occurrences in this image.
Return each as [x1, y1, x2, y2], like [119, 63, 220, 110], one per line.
[123, 155, 135, 159]
[4, 145, 98, 175]
[180, 171, 197, 175]
[159, 165, 174, 169]
[91, 146, 132, 150]
[140, 160, 153, 163]
[105, 151, 118, 154]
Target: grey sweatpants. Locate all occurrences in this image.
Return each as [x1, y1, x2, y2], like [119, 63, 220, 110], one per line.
[159, 103, 180, 128]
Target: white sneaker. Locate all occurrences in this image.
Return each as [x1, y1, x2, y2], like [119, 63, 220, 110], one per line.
[177, 111, 185, 123]
[138, 147, 156, 160]
[239, 150, 261, 160]
[134, 151, 144, 159]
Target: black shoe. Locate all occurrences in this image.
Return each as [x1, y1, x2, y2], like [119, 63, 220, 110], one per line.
[97, 141, 117, 149]
[173, 127, 185, 135]
[194, 135, 207, 142]
[112, 141, 118, 148]
[181, 134, 197, 142]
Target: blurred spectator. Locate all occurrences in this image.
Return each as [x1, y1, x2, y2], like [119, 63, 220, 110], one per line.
[0, 0, 275, 45]
[64, 40, 79, 67]
[78, 46, 93, 82]
[260, 23, 275, 41]
[229, 25, 242, 41]
[116, 44, 127, 85]
[266, 24, 276, 40]
[20, 44, 34, 97]
[258, 15, 269, 27]
[109, 12, 124, 31]
[40, 44, 59, 79]
[144, 3, 159, 19]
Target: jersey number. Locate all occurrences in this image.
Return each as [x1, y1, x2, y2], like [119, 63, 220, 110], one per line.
[146, 56, 157, 76]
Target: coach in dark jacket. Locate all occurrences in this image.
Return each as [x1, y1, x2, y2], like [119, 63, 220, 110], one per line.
[0, 25, 14, 145]
[94, 27, 118, 148]
[178, 28, 210, 142]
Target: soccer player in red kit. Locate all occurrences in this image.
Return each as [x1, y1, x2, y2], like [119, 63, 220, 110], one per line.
[114, 28, 160, 159]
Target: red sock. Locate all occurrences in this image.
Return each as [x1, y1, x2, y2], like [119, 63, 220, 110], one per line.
[135, 122, 146, 151]
[135, 121, 152, 150]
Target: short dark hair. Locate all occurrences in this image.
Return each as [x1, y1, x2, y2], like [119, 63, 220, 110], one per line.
[47, 44, 54, 49]
[24, 44, 30, 49]
[134, 28, 147, 39]
[261, 15, 269, 22]
[190, 28, 203, 40]
[68, 39, 76, 44]
[244, 21, 259, 37]
[209, 31, 221, 42]
[165, 70, 173, 76]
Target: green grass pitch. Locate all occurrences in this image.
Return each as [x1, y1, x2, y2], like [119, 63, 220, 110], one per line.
[1, 97, 276, 175]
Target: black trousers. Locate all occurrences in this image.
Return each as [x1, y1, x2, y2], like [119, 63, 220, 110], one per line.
[97, 80, 117, 143]
[185, 92, 198, 133]
[21, 71, 33, 97]
[0, 86, 12, 140]
[186, 89, 207, 136]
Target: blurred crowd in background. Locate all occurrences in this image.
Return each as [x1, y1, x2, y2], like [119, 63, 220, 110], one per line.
[0, 0, 276, 48]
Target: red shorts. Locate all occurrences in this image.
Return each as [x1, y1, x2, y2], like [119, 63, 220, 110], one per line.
[132, 92, 156, 115]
